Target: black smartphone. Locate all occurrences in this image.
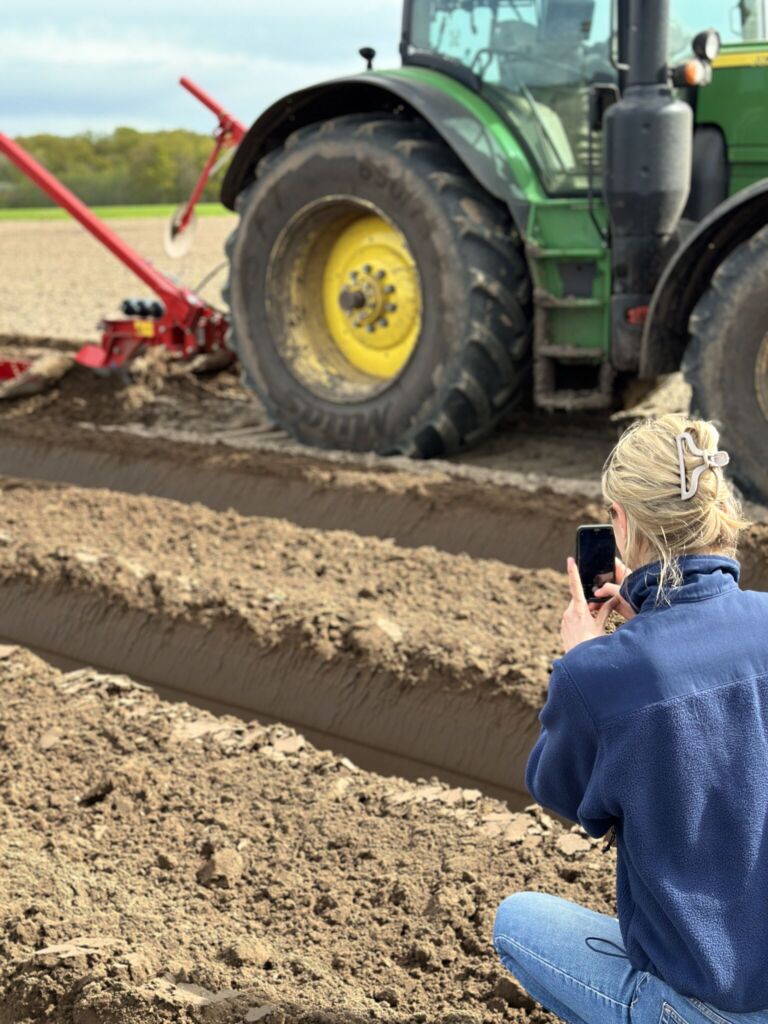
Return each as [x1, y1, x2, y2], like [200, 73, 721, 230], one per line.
[576, 525, 616, 603]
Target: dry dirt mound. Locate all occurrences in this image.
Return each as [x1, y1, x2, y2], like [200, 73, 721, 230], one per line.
[0, 476, 571, 806]
[0, 648, 617, 1024]
[0, 477, 563, 708]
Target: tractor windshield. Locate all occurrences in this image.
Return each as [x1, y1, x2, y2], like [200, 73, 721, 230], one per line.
[403, 0, 767, 195]
[404, 0, 615, 194]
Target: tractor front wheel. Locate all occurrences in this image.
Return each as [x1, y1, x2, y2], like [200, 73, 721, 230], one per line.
[224, 114, 532, 456]
[685, 223, 768, 503]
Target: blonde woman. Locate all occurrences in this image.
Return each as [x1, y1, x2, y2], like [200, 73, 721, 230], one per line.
[494, 414, 767, 1024]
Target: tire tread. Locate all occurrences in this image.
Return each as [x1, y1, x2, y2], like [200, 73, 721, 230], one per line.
[223, 112, 532, 458]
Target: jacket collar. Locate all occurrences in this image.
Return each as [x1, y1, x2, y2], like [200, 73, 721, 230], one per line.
[620, 554, 741, 614]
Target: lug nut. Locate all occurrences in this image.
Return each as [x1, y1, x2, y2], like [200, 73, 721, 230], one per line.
[379, 318, 389, 327]
[384, 285, 396, 294]
[367, 324, 376, 333]
[376, 269, 386, 279]
[363, 264, 372, 274]
[386, 303, 397, 312]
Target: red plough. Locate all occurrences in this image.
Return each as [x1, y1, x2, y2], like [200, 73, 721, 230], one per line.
[0, 78, 246, 393]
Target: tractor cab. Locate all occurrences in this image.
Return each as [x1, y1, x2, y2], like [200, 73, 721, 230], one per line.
[401, 0, 766, 195]
[404, 0, 614, 192]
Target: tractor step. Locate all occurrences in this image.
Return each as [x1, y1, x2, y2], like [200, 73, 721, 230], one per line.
[531, 273, 614, 411]
[536, 344, 603, 361]
[534, 354, 614, 410]
[533, 288, 603, 310]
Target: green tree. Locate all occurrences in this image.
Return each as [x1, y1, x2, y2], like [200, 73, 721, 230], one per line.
[0, 127, 229, 208]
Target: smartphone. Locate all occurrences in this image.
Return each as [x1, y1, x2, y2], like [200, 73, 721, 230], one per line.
[576, 525, 616, 603]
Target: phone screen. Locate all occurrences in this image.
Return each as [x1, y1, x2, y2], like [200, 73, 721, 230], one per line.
[576, 525, 616, 602]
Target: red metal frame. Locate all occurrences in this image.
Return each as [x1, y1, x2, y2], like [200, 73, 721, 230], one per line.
[0, 360, 30, 381]
[173, 77, 246, 237]
[0, 78, 245, 384]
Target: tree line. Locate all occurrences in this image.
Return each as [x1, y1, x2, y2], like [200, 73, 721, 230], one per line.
[0, 128, 228, 207]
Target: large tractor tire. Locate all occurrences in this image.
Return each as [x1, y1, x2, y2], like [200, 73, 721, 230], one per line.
[684, 224, 768, 503]
[223, 113, 532, 456]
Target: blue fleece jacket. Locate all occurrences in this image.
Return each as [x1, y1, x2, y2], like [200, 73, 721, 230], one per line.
[525, 554, 768, 1013]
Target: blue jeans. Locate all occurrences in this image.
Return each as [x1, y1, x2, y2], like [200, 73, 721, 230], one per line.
[493, 892, 768, 1024]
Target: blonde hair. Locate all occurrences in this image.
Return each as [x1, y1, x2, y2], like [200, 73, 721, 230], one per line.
[602, 413, 751, 602]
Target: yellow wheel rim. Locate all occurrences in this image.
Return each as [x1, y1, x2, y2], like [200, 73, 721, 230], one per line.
[270, 201, 423, 401]
[319, 214, 421, 380]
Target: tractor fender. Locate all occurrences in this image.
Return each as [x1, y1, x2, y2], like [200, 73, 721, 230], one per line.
[221, 71, 535, 230]
[640, 179, 768, 378]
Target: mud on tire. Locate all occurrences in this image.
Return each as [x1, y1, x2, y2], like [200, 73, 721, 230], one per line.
[223, 113, 532, 456]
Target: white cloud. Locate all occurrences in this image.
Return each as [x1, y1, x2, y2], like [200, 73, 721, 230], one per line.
[0, 0, 403, 135]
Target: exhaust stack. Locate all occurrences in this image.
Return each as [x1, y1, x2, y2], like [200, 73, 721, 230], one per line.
[603, 0, 692, 371]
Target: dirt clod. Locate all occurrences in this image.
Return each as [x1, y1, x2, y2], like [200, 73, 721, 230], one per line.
[556, 834, 593, 857]
[197, 849, 245, 889]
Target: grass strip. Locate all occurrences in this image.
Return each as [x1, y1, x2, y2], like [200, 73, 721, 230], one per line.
[0, 203, 232, 221]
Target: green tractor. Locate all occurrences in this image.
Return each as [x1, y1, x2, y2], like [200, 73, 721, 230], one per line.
[221, 0, 768, 501]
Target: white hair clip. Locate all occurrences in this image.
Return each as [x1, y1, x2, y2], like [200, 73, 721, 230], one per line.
[675, 431, 730, 500]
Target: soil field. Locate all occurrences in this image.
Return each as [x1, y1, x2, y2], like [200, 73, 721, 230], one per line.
[0, 473, 764, 805]
[0, 216, 766, 1024]
[0, 359, 764, 586]
[0, 647, 616, 1024]
[0, 216, 236, 344]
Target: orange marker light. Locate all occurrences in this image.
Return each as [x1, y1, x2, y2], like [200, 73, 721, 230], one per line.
[684, 59, 706, 86]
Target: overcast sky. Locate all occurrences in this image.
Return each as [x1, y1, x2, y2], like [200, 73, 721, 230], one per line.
[2, 0, 403, 137]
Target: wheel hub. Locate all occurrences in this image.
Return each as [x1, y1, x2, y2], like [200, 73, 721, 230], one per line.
[322, 214, 421, 377]
[338, 266, 397, 336]
[338, 287, 367, 313]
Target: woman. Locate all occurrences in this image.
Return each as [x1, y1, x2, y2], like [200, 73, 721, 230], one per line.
[493, 413, 768, 1024]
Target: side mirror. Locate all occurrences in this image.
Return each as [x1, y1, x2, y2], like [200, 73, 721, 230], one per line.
[359, 47, 376, 71]
[589, 82, 620, 131]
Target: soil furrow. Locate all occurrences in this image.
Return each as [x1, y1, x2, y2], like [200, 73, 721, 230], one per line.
[0, 422, 602, 571]
[0, 425, 765, 588]
[0, 477, 566, 808]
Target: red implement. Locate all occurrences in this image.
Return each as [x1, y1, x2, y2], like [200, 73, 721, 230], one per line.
[167, 79, 247, 247]
[0, 360, 30, 381]
[0, 132, 228, 369]
[0, 78, 242, 380]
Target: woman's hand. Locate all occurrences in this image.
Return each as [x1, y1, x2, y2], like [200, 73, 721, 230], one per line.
[589, 557, 636, 621]
[561, 557, 620, 653]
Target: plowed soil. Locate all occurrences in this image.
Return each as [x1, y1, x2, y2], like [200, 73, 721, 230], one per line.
[0, 476, 561, 708]
[0, 647, 617, 1024]
[0, 476, 572, 807]
[0, 216, 235, 344]
[0, 215, 766, 1024]
[1, 474, 762, 804]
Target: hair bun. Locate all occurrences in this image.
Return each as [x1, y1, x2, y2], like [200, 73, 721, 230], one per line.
[602, 413, 751, 600]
